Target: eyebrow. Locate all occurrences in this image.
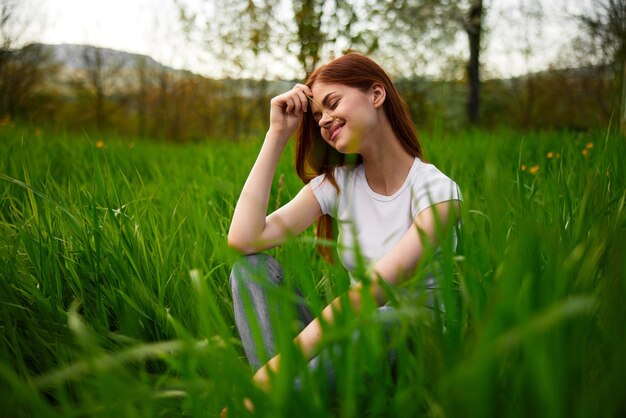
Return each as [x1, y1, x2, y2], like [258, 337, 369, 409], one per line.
[306, 92, 336, 119]
[321, 92, 336, 108]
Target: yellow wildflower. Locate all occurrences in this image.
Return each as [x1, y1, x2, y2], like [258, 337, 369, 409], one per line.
[585, 142, 593, 149]
[529, 165, 540, 175]
[581, 149, 588, 156]
[521, 164, 527, 171]
[95, 140, 105, 148]
[546, 151, 554, 159]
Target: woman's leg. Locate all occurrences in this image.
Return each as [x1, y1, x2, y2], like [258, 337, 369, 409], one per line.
[230, 253, 313, 371]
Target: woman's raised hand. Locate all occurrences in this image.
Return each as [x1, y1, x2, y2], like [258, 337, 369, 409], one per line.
[268, 83, 312, 144]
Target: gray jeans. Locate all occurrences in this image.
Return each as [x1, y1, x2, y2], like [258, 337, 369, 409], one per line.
[229, 253, 314, 371]
[229, 254, 405, 388]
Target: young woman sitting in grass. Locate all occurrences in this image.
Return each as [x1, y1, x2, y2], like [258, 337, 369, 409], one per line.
[227, 53, 462, 403]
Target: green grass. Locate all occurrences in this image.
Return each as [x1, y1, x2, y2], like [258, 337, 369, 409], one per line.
[1, 124, 625, 417]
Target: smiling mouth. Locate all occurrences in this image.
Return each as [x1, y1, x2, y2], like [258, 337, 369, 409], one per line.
[329, 120, 345, 141]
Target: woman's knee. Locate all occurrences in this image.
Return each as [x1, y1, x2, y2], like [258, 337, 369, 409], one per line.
[229, 253, 284, 290]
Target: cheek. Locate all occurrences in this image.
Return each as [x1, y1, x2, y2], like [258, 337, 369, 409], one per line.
[341, 101, 370, 124]
[355, 108, 379, 132]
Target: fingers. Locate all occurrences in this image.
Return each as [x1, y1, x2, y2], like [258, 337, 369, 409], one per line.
[291, 83, 312, 114]
[284, 95, 299, 114]
[272, 84, 312, 117]
[284, 91, 307, 116]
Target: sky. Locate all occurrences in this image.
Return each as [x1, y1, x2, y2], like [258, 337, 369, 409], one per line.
[36, 0, 194, 70]
[22, 0, 593, 80]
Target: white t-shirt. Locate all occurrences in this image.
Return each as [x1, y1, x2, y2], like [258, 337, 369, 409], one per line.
[310, 157, 462, 277]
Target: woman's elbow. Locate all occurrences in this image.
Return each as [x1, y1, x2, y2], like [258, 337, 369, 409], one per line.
[227, 232, 248, 254]
[227, 232, 259, 255]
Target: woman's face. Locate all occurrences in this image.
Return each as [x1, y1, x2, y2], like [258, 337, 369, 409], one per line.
[309, 82, 379, 154]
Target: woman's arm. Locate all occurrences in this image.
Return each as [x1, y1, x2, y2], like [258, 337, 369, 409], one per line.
[228, 84, 321, 254]
[371, 199, 461, 289]
[251, 199, 462, 389]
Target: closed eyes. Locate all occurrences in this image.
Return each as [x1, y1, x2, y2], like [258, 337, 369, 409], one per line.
[307, 94, 340, 123]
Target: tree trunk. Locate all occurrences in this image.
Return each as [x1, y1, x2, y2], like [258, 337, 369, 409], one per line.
[136, 58, 147, 139]
[96, 86, 104, 132]
[295, 0, 323, 78]
[466, 0, 483, 126]
[620, 60, 626, 136]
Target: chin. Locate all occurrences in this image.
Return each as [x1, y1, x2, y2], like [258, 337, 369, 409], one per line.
[335, 137, 361, 155]
[334, 143, 357, 154]
[323, 128, 361, 154]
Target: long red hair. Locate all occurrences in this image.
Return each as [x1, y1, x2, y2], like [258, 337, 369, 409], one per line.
[295, 53, 423, 261]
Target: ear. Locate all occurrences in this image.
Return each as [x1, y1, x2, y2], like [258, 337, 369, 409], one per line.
[371, 83, 386, 109]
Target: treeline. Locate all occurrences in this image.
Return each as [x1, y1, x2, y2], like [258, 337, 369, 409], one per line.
[0, 44, 286, 141]
[481, 66, 618, 131]
[0, 43, 617, 142]
[400, 66, 618, 132]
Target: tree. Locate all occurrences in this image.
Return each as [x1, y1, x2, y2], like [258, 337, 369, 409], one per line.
[0, 0, 52, 120]
[577, 0, 626, 134]
[134, 56, 151, 139]
[292, 0, 379, 77]
[379, 0, 485, 125]
[178, 0, 379, 79]
[293, 0, 324, 77]
[70, 46, 125, 131]
[464, 0, 483, 125]
[178, 0, 279, 78]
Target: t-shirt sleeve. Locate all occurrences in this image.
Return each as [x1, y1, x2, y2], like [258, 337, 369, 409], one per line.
[310, 173, 339, 216]
[411, 164, 462, 218]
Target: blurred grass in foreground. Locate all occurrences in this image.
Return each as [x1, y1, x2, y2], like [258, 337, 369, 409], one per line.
[0, 125, 625, 417]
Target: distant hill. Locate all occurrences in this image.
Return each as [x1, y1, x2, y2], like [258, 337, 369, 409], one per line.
[25, 43, 293, 96]
[37, 43, 179, 73]
[17, 43, 194, 95]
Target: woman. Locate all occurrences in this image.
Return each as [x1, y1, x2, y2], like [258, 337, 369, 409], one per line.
[227, 53, 462, 397]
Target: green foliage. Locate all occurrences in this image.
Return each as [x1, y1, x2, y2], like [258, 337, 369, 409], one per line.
[0, 124, 625, 417]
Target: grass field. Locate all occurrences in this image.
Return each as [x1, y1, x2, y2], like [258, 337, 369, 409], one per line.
[1, 124, 625, 417]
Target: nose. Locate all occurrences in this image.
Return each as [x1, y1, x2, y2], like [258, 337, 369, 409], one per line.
[318, 111, 334, 129]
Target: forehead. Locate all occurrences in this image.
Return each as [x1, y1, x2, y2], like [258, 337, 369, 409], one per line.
[310, 82, 345, 98]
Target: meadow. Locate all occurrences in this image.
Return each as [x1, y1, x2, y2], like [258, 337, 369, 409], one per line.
[0, 124, 625, 417]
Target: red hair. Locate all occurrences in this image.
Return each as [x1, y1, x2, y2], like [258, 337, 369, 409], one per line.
[295, 53, 423, 261]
